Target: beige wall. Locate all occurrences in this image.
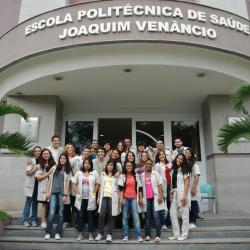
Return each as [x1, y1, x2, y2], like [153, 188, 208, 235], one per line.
[0, 0, 21, 36]
[202, 95, 250, 213]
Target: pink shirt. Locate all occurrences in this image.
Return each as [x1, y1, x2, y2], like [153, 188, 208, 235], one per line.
[145, 175, 154, 199]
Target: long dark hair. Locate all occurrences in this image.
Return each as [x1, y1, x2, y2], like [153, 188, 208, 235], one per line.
[57, 153, 71, 175]
[32, 146, 42, 164]
[122, 161, 136, 176]
[124, 151, 137, 169]
[171, 153, 192, 175]
[155, 150, 169, 164]
[105, 159, 117, 176]
[116, 141, 125, 155]
[185, 148, 196, 167]
[39, 148, 56, 171]
[81, 158, 93, 173]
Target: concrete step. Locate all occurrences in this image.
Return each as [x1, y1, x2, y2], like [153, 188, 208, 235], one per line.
[0, 237, 250, 250]
[4, 225, 250, 239]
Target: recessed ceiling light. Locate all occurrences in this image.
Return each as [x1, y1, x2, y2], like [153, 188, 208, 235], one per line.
[124, 68, 132, 73]
[100, 134, 104, 137]
[54, 75, 63, 81]
[196, 72, 206, 78]
[14, 92, 23, 95]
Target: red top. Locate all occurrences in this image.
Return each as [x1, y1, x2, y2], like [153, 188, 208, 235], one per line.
[165, 164, 171, 186]
[124, 175, 137, 199]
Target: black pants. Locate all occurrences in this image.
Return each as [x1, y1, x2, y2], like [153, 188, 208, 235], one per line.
[64, 204, 71, 224]
[98, 197, 115, 235]
[166, 185, 172, 227]
[78, 199, 94, 233]
[70, 195, 79, 227]
[190, 200, 199, 224]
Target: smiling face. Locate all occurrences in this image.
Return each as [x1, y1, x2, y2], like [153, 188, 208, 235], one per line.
[59, 155, 67, 165]
[83, 148, 91, 158]
[156, 140, 164, 150]
[176, 154, 184, 167]
[107, 162, 114, 173]
[66, 144, 74, 155]
[174, 139, 183, 149]
[117, 142, 123, 152]
[104, 143, 111, 151]
[145, 160, 153, 172]
[111, 149, 119, 160]
[127, 152, 135, 162]
[141, 152, 148, 162]
[125, 162, 133, 174]
[52, 137, 60, 149]
[185, 149, 192, 160]
[33, 147, 41, 159]
[42, 149, 51, 162]
[159, 151, 166, 162]
[98, 149, 105, 159]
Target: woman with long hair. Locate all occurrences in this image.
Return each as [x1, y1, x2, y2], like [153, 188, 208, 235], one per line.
[116, 141, 126, 164]
[169, 153, 191, 241]
[95, 160, 120, 242]
[72, 158, 99, 241]
[35, 148, 56, 228]
[136, 151, 149, 174]
[110, 149, 123, 173]
[185, 148, 200, 229]
[23, 146, 42, 227]
[124, 151, 137, 169]
[154, 150, 171, 230]
[118, 161, 143, 242]
[44, 153, 71, 240]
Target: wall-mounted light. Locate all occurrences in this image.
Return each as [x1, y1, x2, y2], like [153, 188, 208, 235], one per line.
[196, 72, 206, 78]
[53, 75, 63, 81]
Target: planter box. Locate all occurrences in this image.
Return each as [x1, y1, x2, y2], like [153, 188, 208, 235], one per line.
[0, 218, 11, 237]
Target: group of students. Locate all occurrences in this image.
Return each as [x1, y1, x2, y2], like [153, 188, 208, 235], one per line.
[23, 135, 201, 242]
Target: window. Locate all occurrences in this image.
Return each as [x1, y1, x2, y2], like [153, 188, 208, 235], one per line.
[136, 121, 164, 147]
[65, 121, 93, 154]
[171, 121, 201, 160]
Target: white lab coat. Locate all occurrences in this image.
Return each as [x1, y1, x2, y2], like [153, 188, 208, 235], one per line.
[98, 172, 120, 216]
[24, 158, 37, 197]
[72, 170, 99, 211]
[139, 171, 167, 212]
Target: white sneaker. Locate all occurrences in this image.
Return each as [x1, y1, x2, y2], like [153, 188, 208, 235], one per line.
[41, 222, 47, 229]
[44, 234, 50, 240]
[168, 235, 179, 240]
[137, 237, 143, 242]
[106, 234, 112, 242]
[189, 223, 197, 229]
[55, 233, 61, 240]
[31, 221, 37, 227]
[154, 237, 161, 243]
[23, 221, 30, 227]
[178, 235, 188, 241]
[95, 233, 103, 241]
[161, 225, 168, 231]
[122, 236, 128, 241]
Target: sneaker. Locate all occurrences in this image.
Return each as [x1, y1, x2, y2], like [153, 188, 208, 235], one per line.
[154, 237, 161, 243]
[31, 221, 37, 227]
[161, 225, 168, 231]
[144, 236, 151, 241]
[41, 222, 47, 229]
[189, 223, 197, 229]
[95, 233, 103, 241]
[89, 233, 94, 241]
[137, 237, 143, 242]
[23, 221, 30, 227]
[168, 235, 179, 240]
[178, 235, 188, 241]
[55, 233, 61, 240]
[44, 234, 50, 240]
[106, 234, 112, 242]
[122, 236, 128, 241]
[77, 233, 83, 241]
[63, 222, 69, 228]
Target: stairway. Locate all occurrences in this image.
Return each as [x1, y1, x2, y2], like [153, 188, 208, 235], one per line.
[1, 213, 250, 250]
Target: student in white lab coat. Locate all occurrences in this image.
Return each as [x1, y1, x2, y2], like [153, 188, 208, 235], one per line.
[35, 148, 56, 228]
[185, 148, 201, 229]
[95, 160, 120, 242]
[23, 146, 41, 227]
[169, 153, 191, 241]
[139, 159, 166, 243]
[72, 158, 99, 241]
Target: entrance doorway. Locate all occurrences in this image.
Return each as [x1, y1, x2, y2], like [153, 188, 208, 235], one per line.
[98, 118, 132, 147]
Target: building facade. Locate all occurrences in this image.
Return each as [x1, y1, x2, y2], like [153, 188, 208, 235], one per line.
[0, 0, 250, 213]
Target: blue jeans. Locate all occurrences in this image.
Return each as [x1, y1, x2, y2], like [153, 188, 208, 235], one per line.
[46, 193, 64, 235]
[145, 198, 161, 237]
[23, 196, 38, 223]
[122, 198, 141, 238]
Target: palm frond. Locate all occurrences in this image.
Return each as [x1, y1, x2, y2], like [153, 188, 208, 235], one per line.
[0, 103, 29, 120]
[231, 84, 250, 115]
[218, 118, 250, 153]
[0, 132, 32, 154]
